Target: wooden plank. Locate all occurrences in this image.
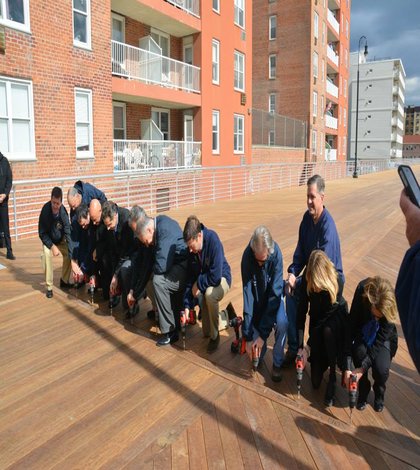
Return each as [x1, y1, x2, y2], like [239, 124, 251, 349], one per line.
[187, 417, 208, 470]
[171, 429, 189, 470]
[201, 404, 227, 470]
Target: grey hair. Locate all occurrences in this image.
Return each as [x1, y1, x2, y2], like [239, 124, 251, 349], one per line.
[129, 205, 152, 236]
[101, 200, 118, 221]
[307, 174, 325, 194]
[250, 225, 275, 255]
[67, 187, 80, 199]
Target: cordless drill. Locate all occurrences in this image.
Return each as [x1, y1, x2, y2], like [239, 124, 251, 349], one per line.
[252, 344, 260, 371]
[88, 275, 96, 304]
[229, 316, 243, 353]
[296, 354, 304, 398]
[180, 310, 188, 350]
[349, 373, 358, 423]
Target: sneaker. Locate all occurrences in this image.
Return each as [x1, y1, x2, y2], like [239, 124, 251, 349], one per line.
[272, 365, 283, 382]
[324, 380, 336, 407]
[156, 331, 179, 346]
[207, 333, 220, 353]
[6, 251, 15, 260]
[60, 278, 72, 288]
[282, 351, 297, 368]
[46, 289, 53, 298]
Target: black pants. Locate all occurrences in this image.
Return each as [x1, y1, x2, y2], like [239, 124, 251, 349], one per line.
[309, 312, 345, 389]
[352, 340, 391, 405]
[0, 203, 12, 252]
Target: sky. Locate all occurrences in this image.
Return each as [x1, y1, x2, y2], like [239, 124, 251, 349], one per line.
[350, 0, 420, 105]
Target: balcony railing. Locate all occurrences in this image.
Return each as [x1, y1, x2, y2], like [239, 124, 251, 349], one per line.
[113, 140, 202, 172]
[111, 40, 201, 94]
[326, 79, 338, 98]
[325, 148, 337, 161]
[327, 9, 340, 35]
[327, 45, 339, 67]
[325, 114, 338, 129]
[165, 0, 200, 17]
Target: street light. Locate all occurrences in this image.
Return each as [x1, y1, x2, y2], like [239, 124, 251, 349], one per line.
[353, 36, 368, 178]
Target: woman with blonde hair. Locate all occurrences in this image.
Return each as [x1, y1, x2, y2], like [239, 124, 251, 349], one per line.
[297, 250, 348, 406]
[343, 277, 398, 412]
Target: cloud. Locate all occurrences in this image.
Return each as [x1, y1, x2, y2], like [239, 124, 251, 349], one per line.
[405, 77, 420, 105]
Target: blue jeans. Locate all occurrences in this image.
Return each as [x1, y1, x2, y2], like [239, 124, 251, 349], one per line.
[253, 296, 288, 367]
[285, 276, 302, 355]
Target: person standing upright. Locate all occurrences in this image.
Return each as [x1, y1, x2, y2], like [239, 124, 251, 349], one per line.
[0, 151, 15, 260]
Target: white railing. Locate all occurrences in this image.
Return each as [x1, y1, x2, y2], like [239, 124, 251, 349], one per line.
[325, 114, 338, 129]
[326, 79, 338, 98]
[327, 9, 340, 35]
[165, 0, 200, 17]
[113, 140, 202, 172]
[10, 160, 420, 240]
[327, 45, 339, 67]
[325, 149, 337, 161]
[111, 40, 201, 94]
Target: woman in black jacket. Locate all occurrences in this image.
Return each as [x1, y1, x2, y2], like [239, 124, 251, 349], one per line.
[343, 277, 398, 412]
[297, 250, 348, 406]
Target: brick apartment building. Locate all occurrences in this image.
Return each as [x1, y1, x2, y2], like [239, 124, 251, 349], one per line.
[252, 0, 350, 162]
[0, 0, 252, 181]
[405, 105, 420, 135]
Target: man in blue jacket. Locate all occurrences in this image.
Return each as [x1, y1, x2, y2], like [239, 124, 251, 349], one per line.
[241, 225, 288, 381]
[284, 174, 344, 367]
[129, 206, 188, 346]
[182, 215, 232, 353]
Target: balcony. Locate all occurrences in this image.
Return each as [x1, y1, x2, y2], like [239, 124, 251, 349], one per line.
[327, 10, 340, 36]
[326, 79, 338, 98]
[112, 41, 200, 94]
[165, 0, 200, 18]
[325, 114, 338, 130]
[327, 45, 339, 68]
[113, 139, 202, 172]
[325, 148, 337, 161]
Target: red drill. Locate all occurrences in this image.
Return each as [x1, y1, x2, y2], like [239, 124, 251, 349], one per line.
[88, 275, 96, 304]
[296, 354, 304, 398]
[252, 343, 260, 371]
[229, 316, 243, 353]
[349, 373, 358, 424]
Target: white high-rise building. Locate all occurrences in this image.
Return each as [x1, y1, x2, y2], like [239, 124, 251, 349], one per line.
[348, 54, 406, 160]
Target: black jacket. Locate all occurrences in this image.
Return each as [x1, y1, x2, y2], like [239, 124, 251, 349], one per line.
[0, 152, 12, 206]
[38, 202, 71, 249]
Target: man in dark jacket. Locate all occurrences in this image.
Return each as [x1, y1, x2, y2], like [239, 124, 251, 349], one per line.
[129, 205, 188, 346]
[284, 174, 344, 367]
[38, 187, 72, 298]
[241, 226, 288, 381]
[101, 201, 138, 311]
[182, 215, 232, 353]
[0, 151, 15, 260]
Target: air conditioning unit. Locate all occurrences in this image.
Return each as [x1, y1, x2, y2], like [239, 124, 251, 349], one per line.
[241, 93, 247, 105]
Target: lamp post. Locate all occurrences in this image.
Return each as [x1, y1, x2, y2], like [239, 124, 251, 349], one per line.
[353, 36, 368, 178]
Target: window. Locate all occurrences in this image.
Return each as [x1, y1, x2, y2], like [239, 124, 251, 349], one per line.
[73, 0, 91, 49]
[152, 108, 169, 140]
[268, 130, 275, 146]
[234, 114, 244, 153]
[75, 88, 93, 158]
[314, 12, 319, 39]
[212, 110, 220, 154]
[0, 0, 30, 31]
[322, 58, 325, 82]
[234, 0, 245, 28]
[343, 108, 347, 127]
[312, 130, 317, 153]
[313, 91, 318, 117]
[212, 39, 220, 84]
[269, 15, 276, 40]
[269, 54, 276, 79]
[212, 0, 220, 13]
[0, 76, 35, 160]
[269, 93, 276, 113]
[322, 22, 326, 45]
[234, 51, 245, 91]
[112, 12, 125, 42]
[313, 52, 318, 78]
[113, 102, 126, 140]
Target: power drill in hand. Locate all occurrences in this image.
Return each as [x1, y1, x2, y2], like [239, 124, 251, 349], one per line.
[252, 344, 260, 371]
[349, 373, 358, 423]
[296, 354, 304, 398]
[229, 316, 243, 353]
[88, 275, 96, 303]
[180, 310, 188, 349]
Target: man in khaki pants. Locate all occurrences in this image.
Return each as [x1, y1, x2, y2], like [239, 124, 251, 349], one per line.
[182, 215, 232, 353]
[38, 187, 72, 298]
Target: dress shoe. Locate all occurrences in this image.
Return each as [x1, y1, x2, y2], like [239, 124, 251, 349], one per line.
[324, 379, 336, 407]
[207, 333, 220, 353]
[6, 251, 15, 260]
[46, 289, 53, 298]
[60, 278, 72, 288]
[356, 400, 367, 411]
[281, 351, 297, 368]
[374, 401, 384, 413]
[156, 331, 179, 346]
[272, 365, 283, 382]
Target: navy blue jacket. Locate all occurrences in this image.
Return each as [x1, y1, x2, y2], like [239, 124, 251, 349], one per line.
[38, 202, 71, 250]
[288, 207, 344, 281]
[241, 241, 284, 342]
[70, 180, 106, 220]
[153, 215, 188, 275]
[396, 241, 420, 373]
[183, 225, 232, 309]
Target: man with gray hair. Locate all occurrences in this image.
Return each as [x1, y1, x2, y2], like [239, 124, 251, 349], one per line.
[129, 205, 188, 346]
[241, 225, 288, 381]
[284, 174, 344, 367]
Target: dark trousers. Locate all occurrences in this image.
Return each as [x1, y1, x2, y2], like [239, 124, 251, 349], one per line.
[100, 252, 116, 301]
[352, 340, 391, 405]
[118, 259, 132, 310]
[0, 203, 12, 252]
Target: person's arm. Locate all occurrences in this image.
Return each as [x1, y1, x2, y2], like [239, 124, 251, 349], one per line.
[183, 254, 196, 309]
[241, 248, 255, 342]
[153, 220, 177, 274]
[4, 159, 12, 197]
[400, 189, 420, 247]
[38, 205, 54, 249]
[61, 206, 72, 256]
[288, 218, 306, 277]
[196, 233, 224, 292]
[296, 274, 309, 348]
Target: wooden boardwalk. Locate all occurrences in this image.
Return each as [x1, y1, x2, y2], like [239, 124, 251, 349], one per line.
[0, 169, 419, 469]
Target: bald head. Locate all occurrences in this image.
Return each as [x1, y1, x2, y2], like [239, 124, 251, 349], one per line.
[67, 187, 82, 212]
[89, 199, 102, 225]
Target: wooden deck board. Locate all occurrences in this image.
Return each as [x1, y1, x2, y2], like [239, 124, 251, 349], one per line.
[0, 169, 419, 469]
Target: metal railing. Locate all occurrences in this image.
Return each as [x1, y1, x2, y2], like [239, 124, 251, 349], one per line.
[10, 159, 420, 241]
[327, 9, 340, 35]
[327, 45, 339, 67]
[165, 0, 200, 17]
[113, 140, 202, 172]
[325, 114, 338, 129]
[252, 109, 307, 148]
[111, 40, 201, 94]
